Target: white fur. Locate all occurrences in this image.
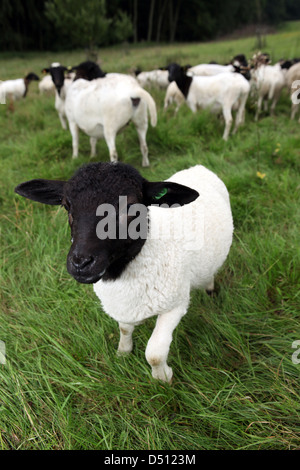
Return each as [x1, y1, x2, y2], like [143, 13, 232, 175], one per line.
[94, 165, 233, 382]
[183, 72, 250, 140]
[65, 73, 157, 166]
[187, 64, 234, 76]
[53, 76, 74, 130]
[164, 64, 238, 114]
[0, 78, 27, 101]
[39, 75, 55, 94]
[136, 69, 169, 89]
[250, 63, 286, 120]
[164, 81, 185, 113]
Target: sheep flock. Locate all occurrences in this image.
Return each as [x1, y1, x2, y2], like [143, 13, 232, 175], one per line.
[6, 50, 300, 382]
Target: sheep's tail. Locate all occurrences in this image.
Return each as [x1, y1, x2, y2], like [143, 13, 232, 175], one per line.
[132, 88, 157, 127]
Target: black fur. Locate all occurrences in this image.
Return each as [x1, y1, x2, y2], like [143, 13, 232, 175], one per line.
[43, 61, 104, 95]
[166, 63, 193, 98]
[15, 162, 199, 285]
[71, 61, 106, 81]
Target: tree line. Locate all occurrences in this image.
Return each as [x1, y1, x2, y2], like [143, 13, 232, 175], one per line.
[0, 0, 300, 52]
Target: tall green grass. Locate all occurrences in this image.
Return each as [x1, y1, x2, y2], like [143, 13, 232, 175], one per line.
[0, 22, 300, 450]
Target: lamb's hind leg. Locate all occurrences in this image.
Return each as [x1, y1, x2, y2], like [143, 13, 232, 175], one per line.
[90, 137, 97, 158]
[233, 93, 248, 134]
[132, 100, 150, 167]
[205, 277, 215, 295]
[103, 127, 118, 162]
[222, 105, 233, 140]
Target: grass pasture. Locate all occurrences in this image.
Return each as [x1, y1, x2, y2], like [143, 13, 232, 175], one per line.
[0, 22, 300, 450]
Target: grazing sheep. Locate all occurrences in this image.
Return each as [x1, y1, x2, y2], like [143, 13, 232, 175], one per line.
[187, 55, 249, 78]
[38, 74, 55, 94]
[65, 73, 157, 166]
[135, 69, 169, 89]
[250, 53, 286, 120]
[285, 62, 300, 121]
[0, 72, 39, 110]
[187, 63, 235, 76]
[164, 57, 250, 114]
[15, 162, 233, 382]
[166, 63, 250, 140]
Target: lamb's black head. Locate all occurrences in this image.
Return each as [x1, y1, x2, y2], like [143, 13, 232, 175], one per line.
[233, 64, 251, 81]
[231, 54, 248, 67]
[71, 61, 106, 81]
[166, 63, 182, 83]
[43, 64, 67, 95]
[15, 162, 199, 285]
[279, 59, 293, 70]
[25, 72, 40, 82]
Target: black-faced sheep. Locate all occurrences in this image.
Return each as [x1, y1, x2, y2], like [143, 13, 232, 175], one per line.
[15, 161, 233, 382]
[166, 63, 250, 140]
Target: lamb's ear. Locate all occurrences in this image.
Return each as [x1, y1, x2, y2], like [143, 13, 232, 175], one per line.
[14, 179, 66, 205]
[143, 181, 199, 207]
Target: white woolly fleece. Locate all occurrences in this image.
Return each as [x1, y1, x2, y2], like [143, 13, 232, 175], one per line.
[0, 78, 26, 101]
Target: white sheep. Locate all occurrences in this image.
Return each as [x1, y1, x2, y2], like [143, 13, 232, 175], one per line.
[136, 69, 169, 89]
[164, 64, 233, 115]
[38, 74, 55, 94]
[65, 73, 157, 166]
[250, 56, 286, 120]
[15, 162, 233, 382]
[0, 72, 39, 110]
[167, 63, 250, 140]
[187, 63, 235, 76]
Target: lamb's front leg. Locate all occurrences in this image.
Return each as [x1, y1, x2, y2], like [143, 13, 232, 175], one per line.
[117, 322, 135, 355]
[145, 307, 186, 383]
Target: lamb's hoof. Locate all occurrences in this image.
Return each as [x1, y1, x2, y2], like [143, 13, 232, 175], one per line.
[117, 349, 132, 357]
[206, 289, 215, 296]
[206, 284, 219, 297]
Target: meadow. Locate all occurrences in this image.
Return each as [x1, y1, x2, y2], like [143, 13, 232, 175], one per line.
[0, 22, 300, 450]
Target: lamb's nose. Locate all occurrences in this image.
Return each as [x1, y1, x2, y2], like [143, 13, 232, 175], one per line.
[72, 255, 94, 271]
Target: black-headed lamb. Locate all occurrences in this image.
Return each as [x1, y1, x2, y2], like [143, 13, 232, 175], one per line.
[15, 161, 233, 383]
[43, 61, 105, 130]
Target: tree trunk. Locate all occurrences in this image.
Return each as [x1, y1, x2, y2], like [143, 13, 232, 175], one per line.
[133, 0, 138, 43]
[156, 0, 168, 42]
[169, 0, 182, 43]
[147, 0, 156, 41]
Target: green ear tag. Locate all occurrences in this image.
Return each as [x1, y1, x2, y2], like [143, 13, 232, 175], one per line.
[154, 187, 168, 200]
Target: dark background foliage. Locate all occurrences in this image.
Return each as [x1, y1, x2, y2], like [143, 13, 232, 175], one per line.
[0, 0, 300, 52]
